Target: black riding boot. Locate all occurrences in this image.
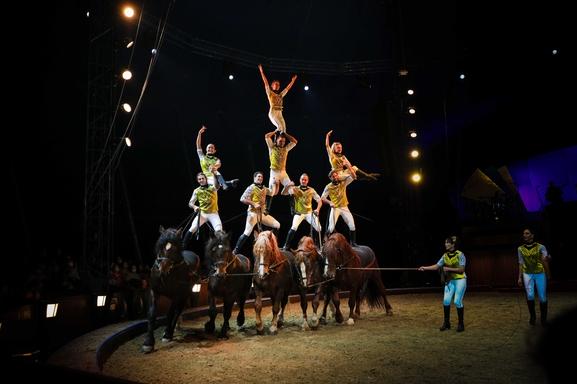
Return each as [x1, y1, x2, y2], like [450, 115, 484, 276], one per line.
[182, 231, 193, 250]
[456, 307, 465, 332]
[540, 301, 548, 326]
[265, 195, 273, 214]
[349, 230, 357, 247]
[233, 234, 249, 255]
[527, 299, 536, 325]
[282, 229, 296, 250]
[440, 305, 451, 331]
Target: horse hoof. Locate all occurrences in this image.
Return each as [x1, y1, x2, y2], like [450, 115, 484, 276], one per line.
[386, 309, 394, 316]
[161, 337, 172, 343]
[302, 322, 310, 331]
[141, 345, 154, 354]
[346, 318, 355, 325]
[237, 313, 246, 327]
[256, 328, 265, 335]
[319, 317, 327, 325]
[218, 333, 229, 340]
[205, 322, 216, 334]
[335, 315, 344, 324]
[269, 325, 278, 335]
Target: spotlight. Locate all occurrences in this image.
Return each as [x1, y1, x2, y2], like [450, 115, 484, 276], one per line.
[408, 107, 416, 115]
[46, 303, 59, 318]
[126, 41, 134, 48]
[304, 85, 309, 91]
[459, 73, 466, 80]
[410, 150, 420, 158]
[409, 130, 417, 138]
[228, 74, 234, 80]
[124, 137, 132, 147]
[410, 172, 422, 184]
[97, 295, 107, 307]
[86, 11, 90, 18]
[398, 69, 409, 76]
[151, 48, 157, 55]
[407, 89, 414, 95]
[122, 70, 132, 80]
[122, 6, 135, 18]
[552, 49, 558, 55]
[192, 284, 201, 293]
[122, 103, 132, 113]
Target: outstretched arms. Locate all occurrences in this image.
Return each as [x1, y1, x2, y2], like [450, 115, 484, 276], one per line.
[325, 130, 333, 155]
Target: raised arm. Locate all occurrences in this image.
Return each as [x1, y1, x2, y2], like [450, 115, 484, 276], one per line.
[284, 131, 298, 146]
[325, 130, 333, 156]
[258, 64, 269, 89]
[281, 74, 298, 96]
[265, 130, 276, 147]
[196, 126, 207, 151]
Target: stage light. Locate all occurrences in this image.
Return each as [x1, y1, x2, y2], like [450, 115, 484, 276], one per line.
[398, 69, 409, 76]
[410, 150, 420, 158]
[552, 49, 558, 55]
[122, 103, 132, 113]
[124, 137, 132, 147]
[192, 284, 201, 293]
[122, 6, 135, 19]
[228, 74, 234, 80]
[86, 11, 90, 18]
[151, 48, 157, 55]
[97, 295, 107, 307]
[126, 41, 134, 48]
[46, 303, 59, 318]
[122, 70, 132, 80]
[410, 172, 422, 184]
[304, 85, 309, 91]
[407, 89, 414, 95]
[408, 107, 416, 115]
[409, 130, 417, 138]
[459, 73, 466, 80]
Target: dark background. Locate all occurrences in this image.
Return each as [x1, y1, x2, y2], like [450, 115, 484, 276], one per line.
[6, 0, 574, 291]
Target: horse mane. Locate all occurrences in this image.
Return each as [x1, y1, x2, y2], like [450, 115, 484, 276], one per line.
[294, 236, 318, 264]
[254, 231, 283, 264]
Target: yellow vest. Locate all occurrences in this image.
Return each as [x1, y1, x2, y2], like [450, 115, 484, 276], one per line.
[443, 251, 465, 280]
[518, 243, 546, 273]
[323, 182, 348, 208]
[194, 186, 218, 213]
[292, 187, 318, 215]
[270, 146, 288, 171]
[199, 154, 219, 179]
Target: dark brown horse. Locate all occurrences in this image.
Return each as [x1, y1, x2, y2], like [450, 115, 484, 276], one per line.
[142, 226, 200, 353]
[204, 231, 252, 339]
[252, 231, 293, 334]
[321, 232, 393, 325]
[292, 236, 327, 330]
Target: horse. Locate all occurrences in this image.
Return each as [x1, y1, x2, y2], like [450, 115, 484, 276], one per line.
[141, 226, 200, 353]
[204, 230, 252, 339]
[321, 232, 393, 325]
[252, 230, 293, 335]
[291, 236, 328, 330]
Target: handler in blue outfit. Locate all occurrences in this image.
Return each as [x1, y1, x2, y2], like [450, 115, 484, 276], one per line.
[419, 236, 467, 332]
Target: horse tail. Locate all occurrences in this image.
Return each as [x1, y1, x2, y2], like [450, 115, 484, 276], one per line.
[363, 276, 385, 309]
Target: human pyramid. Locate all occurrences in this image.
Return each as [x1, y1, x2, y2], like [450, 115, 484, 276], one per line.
[182, 64, 381, 257]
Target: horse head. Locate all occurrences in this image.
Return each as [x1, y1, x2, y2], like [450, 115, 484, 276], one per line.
[321, 232, 355, 279]
[253, 230, 282, 278]
[294, 236, 322, 288]
[205, 230, 233, 277]
[155, 226, 184, 274]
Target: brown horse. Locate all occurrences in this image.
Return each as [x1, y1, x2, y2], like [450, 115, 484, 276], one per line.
[252, 231, 293, 334]
[321, 232, 393, 325]
[204, 231, 252, 339]
[292, 236, 327, 330]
